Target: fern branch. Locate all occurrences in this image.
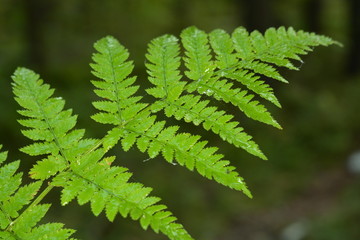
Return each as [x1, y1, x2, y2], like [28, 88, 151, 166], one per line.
[146, 35, 183, 99]
[91, 36, 253, 195]
[52, 149, 193, 240]
[181, 26, 281, 130]
[151, 94, 267, 159]
[13, 62, 193, 240]
[102, 113, 252, 197]
[12, 68, 85, 180]
[6, 184, 54, 233]
[145, 31, 267, 159]
[209, 28, 282, 107]
[0, 145, 76, 240]
[90, 36, 147, 126]
[6, 26, 339, 240]
[232, 26, 340, 73]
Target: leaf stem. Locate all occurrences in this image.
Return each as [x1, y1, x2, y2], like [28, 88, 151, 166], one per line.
[5, 183, 54, 232]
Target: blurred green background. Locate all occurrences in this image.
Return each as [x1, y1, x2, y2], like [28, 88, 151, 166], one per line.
[1, 0, 359, 239]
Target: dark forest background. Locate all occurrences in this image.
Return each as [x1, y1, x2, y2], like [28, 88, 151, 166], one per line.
[1, 0, 360, 239]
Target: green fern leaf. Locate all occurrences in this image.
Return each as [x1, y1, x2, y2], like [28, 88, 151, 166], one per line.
[53, 149, 193, 240]
[26, 223, 77, 240]
[209, 29, 282, 107]
[1, 181, 41, 222]
[12, 68, 85, 179]
[181, 27, 215, 81]
[90, 36, 147, 125]
[5, 25, 339, 240]
[145, 35, 183, 100]
[0, 146, 76, 240]
[11, 204, 51, 235]
[146, 31, 267, 159]
[0, 147, 40, 231]
[181, 26, 280, 133]
[12, 67, 192, 240]
[29, 155, 67, 180]
[0, 160, 22, 204]
[91, 36, 252, 195]
[181, 27, 281, 129]
[10, 204, 76, 240]
[232, 26, 339, 72]
[105, 113, 252, 196]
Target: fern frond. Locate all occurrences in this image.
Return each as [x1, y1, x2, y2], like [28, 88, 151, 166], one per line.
[9, 204, 76, 240]
[209, 29, 282, 107]
[92, 36, 252, 195]
[11, 66, 194, 240]
[233, 27, 338, 70]
[230, 26, 340, 87]
[103, 113, 252, 196]
[145, 31, 267, 159]
[181, 26, 338, 124]
[180, 27, 281, 127]
[12, 68, 85, 179]
[6, 26, 339, 240]
[145, 35, 184, 100]
[90, 36, 147, 125]
[12, 66, 193, 240]
[202, 26, 339, 112]
[52, 148, 193, 240]
[0, 146, 76, 240]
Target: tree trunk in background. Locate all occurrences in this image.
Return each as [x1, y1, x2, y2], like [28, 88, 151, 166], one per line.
[22, 0, 53, 70]
[348, 0, 360, 75]
[304, 0, 322, 32]
[237, 0, 276, 32]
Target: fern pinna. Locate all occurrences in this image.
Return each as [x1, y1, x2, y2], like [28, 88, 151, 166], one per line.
[0, 26, 338, 240]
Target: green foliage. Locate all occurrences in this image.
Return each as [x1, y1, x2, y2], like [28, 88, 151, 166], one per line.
[0, 26, 338, 239]
[53, 148, 192, 240]
[0, 145, 76, 240]
[5, 67, 192, 240]
[91, 36, 251, 196]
